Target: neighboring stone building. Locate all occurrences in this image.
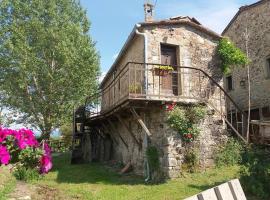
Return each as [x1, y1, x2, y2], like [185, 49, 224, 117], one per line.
[71, 3, 246, 179]
[223, 0, 270, 141]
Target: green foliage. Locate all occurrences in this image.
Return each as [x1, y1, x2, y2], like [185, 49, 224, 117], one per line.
[167, 105, 206, 142]
[154, 65, 174, 71]
[0, 166, 16, 200]
[0, 0, 100, 138]
[13, 166, 41, 182]
[214, 137, 243, 167]
[217, 38, 249, 75]
[18, 147, 43, 168]
[240, 146, 270, 199]
[182, 147, 199, 173]
[59, 123, 73, 150]
[146, 146, 160, 172]
[129, 84, 141, 93]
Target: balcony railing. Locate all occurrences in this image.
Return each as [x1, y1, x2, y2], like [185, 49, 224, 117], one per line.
[84, 62, 248, 142]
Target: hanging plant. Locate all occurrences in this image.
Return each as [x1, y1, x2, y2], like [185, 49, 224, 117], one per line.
[217, 38, 250, 75]
[153, 65, 174, 76]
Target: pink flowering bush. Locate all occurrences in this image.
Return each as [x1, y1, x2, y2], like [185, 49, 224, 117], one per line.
[0, 127, 52, 180]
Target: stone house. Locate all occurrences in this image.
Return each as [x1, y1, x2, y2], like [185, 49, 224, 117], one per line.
[71, 3, 247, 179]
[222, 0, 270, 143]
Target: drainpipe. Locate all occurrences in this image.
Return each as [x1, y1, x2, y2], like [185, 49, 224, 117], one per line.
[135, 24, 148, 96]
[135, 24, 151, 182]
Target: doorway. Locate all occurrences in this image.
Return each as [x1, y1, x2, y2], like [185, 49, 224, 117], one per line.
[160, 44, 178, 95]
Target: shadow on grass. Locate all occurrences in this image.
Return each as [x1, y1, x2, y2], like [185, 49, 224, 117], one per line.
[51, 152, 147, 185]
[187, 181, 226, 192]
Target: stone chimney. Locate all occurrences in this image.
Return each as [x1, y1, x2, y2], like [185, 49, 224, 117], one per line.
[144, 2, 154, 22]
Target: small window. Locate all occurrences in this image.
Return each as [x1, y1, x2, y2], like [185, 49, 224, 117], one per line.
[265, 58, 270, 79]
[226, 75, 233, 91]
[262, 106, 270, 119]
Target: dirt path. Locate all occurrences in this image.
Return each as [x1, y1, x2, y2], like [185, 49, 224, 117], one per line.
[7, 182, 71, 200]
[7, 181, 35, 200]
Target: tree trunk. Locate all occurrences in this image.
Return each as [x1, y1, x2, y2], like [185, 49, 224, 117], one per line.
[41, 130, 51, 140]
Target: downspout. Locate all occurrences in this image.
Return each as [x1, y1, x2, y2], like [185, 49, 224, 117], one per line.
[135, 24, 148, 96]
[135, 24, 151, 182]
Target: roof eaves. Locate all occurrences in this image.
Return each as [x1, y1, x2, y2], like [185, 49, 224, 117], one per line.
[140, 20, 221, 39]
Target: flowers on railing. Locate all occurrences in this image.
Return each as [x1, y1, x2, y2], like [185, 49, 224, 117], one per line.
[153, 65, 174, 76]
[0, 127, 52, 177]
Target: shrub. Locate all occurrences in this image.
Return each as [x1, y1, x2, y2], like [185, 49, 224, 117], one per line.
[146, 146, 165, 183]
[167, 105, 206, 142]
[146, 146, 160, 172]
[13, 166, 41, 182]
[214, 137, 243, 167]
[240, 146, 270, 199]
[182, 147, 199, 173]
[0, 127, 52, 180]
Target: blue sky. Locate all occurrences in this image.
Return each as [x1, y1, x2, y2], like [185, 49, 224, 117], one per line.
[80, 0, 257, 74]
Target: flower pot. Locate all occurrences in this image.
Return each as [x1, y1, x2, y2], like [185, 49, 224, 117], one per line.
[154, 68, 170, 76]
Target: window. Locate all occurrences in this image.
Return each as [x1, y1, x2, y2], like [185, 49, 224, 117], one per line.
[265, 58, 270, 79]
[226, 75, 233, 91]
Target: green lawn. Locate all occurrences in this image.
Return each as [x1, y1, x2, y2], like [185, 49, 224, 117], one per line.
[29, 153, 240, 200]
[0, 166, 16, 200]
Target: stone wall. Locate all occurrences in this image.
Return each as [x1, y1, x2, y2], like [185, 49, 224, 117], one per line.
[97, 105, 227, 178]
[223, 0, 270, 118]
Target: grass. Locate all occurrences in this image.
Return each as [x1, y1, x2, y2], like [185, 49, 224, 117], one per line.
[0, 166, 16, 200]
[29, 153, 240, 200]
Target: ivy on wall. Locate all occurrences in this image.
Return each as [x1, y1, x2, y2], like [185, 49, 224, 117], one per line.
[217, 38, 250, 75]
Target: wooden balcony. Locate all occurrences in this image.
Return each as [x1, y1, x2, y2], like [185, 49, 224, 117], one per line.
[75, 62, 250, 146]
[85, 62, 227, 121]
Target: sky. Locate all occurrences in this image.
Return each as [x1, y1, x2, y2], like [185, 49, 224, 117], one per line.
[80, 0, 258, 75]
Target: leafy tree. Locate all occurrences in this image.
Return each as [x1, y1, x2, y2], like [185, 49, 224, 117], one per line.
[60, 123, 73, 148]
[0, 0, 99, 138]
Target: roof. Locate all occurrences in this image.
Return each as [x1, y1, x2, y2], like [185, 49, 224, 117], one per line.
[222, 0, 269, 35]
[100, 16, 222, 87]
[139, 18, 221, 39]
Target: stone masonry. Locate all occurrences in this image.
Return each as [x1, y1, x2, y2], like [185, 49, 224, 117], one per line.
[223, 0, 270, 119]
[89, 16, 229, 178]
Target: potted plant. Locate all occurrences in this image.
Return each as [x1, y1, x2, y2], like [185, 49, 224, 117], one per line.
[129, 84, 141, 94]
[153, 65, 174, 76]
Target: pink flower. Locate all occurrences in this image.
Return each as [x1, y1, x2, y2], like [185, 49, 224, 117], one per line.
[15, 129, 39, 149]
[0, 130, 7, 143]
[40, 155, 52, 174]
[0, 127, 15, 143]
[0, 145, 11, 165]
[43, 143, 51, 157]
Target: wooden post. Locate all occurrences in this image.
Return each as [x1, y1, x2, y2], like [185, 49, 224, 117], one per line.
[115, 114, 141, 147]
[130, 108, 152, 137]
[107, 119, 128, 148]
[101, 123, 119, 145]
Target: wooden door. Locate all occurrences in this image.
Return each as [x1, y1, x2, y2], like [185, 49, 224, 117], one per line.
[161, 45, 178, 95]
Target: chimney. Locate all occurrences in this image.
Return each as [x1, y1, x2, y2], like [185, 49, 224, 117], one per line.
[144, 2, 154, 22]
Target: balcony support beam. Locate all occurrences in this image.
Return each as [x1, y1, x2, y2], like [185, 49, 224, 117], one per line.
[101, 122, 119, 145]
[130, 108, 152, 137]
[107, 119, 128, 148]
[115, 114, 141, 148]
